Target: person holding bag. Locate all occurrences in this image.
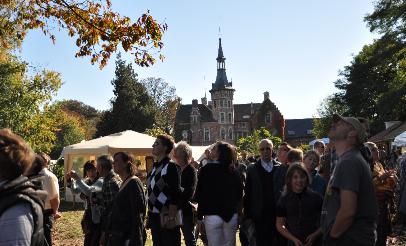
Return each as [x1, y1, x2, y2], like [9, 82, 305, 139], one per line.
[106, 151, 147, 246]
[147, 135, 182, 246]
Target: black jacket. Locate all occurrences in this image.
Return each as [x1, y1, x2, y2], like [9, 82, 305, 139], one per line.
[244, 159, 285, 222]
[194, 162, 243, 222]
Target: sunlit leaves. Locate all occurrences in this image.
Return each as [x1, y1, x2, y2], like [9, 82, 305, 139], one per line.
[0, 0, 167, 68]
[0, 49, 62, 152]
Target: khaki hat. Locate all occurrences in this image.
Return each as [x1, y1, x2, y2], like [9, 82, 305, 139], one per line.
[332, 114, 367, 143]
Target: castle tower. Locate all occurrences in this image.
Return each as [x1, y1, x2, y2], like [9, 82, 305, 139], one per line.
[209, 38, 235, 142]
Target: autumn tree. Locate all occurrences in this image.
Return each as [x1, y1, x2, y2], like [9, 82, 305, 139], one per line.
[141, 77, 181, 134]
[0, 48, 62, 152]
[0, 0, 167, 68]
[49, 106, 86, 159]
[96, 55, 157, 136]
[58, 99, 101, 139]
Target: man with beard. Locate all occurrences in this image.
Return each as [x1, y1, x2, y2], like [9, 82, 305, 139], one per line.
[321, 114, 377, 246]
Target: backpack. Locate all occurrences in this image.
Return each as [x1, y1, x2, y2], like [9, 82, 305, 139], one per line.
[0, 176, 47, 246]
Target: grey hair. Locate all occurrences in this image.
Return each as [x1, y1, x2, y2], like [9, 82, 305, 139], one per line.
[259, 139, 273, 148]
[174, 141, 193, 163]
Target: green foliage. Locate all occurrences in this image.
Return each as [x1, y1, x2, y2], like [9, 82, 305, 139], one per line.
[53, 158, 65, 187]
[330, 34, 406, 134]
[298, 144, 310, 153]
[365, 0, 406, 36]
[313, 96, 348, 138]
[144, 124, 167, 137]
[141, 77, 181, 134]
[50, 106, 86, 159]
[96, 55, 157, 136]
[236, 127, 282, 156]
[0, 49, 62, 152]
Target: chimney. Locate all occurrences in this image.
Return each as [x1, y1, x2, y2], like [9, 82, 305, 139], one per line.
[192, 99, 198, 107]
[264, 91, 270, 101]
[250, 102, 254, 115]
[385, 121, 401, 129]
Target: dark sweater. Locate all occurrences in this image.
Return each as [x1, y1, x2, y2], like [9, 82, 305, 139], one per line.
[276, 188, 323, 244]
[147, 157, 181, 212]
[179, 164, 197, 217]
[108, 177, 146, 246]
[194, 162, 243, 222]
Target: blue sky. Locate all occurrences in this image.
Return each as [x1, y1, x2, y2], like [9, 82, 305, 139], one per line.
[21, 0, 377, 119]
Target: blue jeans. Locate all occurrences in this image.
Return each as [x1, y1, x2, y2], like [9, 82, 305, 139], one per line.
[181, 215, 196, 246]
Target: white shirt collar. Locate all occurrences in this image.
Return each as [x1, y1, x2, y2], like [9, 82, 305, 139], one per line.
[261, 159, 274, 173]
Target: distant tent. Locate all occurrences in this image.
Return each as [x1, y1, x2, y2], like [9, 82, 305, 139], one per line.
[309, 138, 329, 147]
[394, 131, 406, 147]
[62, 130, 156, 201]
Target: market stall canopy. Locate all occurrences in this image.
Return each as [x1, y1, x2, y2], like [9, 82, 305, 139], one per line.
[394, 131, 406, 147]
[309, 138, 329, 146]
[62, 130, 156, 157]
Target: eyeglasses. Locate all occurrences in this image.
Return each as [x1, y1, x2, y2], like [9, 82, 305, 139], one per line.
[260, 147, 272, 151]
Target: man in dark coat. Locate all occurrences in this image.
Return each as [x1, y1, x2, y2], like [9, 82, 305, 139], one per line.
[243, 139, 285, 246]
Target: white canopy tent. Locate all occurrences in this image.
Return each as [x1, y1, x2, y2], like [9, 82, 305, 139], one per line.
[394, 131, 406, 147]
[62, 130, 212, 201]
[62, 130, 156, 201]
[309, 138, 330, 147]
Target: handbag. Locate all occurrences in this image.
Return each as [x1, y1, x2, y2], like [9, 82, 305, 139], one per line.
[160, 206, 183, 229]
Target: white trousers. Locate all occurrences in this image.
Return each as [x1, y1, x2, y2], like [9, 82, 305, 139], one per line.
[204, 214, 238, 246]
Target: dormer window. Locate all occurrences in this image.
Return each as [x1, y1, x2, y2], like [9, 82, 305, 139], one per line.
[288, 130, 295, 136]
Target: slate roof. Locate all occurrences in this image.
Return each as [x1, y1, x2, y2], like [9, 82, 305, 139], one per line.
[234, 103, 261, 122]
[369, 121, 406, 143]
[175, 104, 216, 123]
[284, 118, 314, 139]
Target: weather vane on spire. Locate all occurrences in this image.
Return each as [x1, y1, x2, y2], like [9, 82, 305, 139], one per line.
[218, 26, 222, 37]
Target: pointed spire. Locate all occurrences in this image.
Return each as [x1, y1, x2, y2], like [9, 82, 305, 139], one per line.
[212, 38, 232, 90]
[217, 38, 225, 61]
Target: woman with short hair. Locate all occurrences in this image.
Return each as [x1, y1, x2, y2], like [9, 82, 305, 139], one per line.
[173, 141, 198, 246]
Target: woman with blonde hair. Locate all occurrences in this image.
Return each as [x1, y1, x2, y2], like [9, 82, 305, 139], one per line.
[173, 141, 198, 246]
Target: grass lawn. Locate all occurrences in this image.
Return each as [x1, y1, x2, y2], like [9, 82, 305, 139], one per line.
[53, 201, 406, 246]
[53, 201, 215, 246]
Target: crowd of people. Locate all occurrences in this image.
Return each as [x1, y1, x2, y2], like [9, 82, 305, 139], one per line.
[1, 113, 406, 246]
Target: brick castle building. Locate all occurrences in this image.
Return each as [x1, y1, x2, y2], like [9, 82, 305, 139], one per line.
[174, 38, 288, 145]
